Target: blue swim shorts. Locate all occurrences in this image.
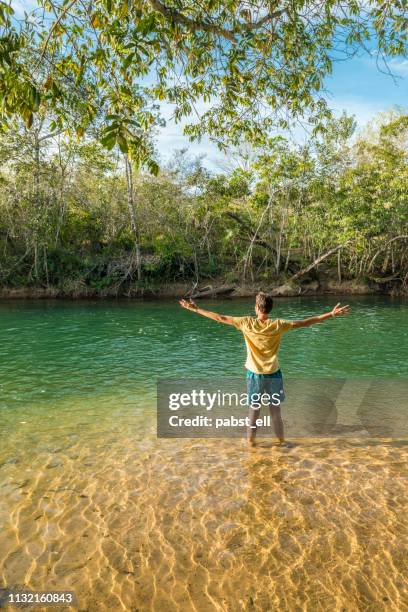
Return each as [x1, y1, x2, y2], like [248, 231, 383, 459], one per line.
[246, 369, 285, 409]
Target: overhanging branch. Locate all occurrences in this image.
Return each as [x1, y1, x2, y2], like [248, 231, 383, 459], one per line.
[148, 0, 237, 41]
[148, 0, 285, 42]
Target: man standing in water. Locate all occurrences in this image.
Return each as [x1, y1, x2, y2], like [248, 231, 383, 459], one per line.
[179, 292, 349, 447]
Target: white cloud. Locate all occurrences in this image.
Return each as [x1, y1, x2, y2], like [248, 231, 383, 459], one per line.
[329, 96, 386, 127]
[11, 0, 38, 18]
[387, 58, 408, 77]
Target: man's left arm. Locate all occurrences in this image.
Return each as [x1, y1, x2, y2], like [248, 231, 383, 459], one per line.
[291, 303, 350, 329]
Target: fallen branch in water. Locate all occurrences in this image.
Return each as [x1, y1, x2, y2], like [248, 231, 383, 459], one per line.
[367, 272, 401, 283]
[189, 285, 236, 299]
[288, 241, 351, 282]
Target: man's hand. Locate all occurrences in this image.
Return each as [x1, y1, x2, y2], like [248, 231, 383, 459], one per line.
[331, 302, 350, 317]
[179, 298, 198, 311]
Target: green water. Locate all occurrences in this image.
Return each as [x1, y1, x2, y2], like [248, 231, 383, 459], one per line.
[0, 296, 408, 611]
[0, 296, 407, 419]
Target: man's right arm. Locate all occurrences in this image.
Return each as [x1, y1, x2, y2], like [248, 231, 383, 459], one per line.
[291, 303, 350, 329]
[179, 299, 235, 325]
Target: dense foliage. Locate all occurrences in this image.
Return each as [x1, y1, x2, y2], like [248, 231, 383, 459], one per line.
[1, 1, 408, 159]
[0, 111, 407, 295]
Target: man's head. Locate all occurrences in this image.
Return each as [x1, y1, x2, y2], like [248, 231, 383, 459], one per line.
[255, 292, 273, 317]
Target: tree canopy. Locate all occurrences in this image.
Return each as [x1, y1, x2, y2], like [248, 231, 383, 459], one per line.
[1, 0, 408, 161]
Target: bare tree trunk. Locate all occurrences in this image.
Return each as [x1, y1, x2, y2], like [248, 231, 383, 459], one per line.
[337, 250, 342, 282]
[31, 122, 62, 278]
[381, 250, 389, 273]
[33, 128, 40, 279]
[276, 205, 287, 273]
[242, 201, 271, 281]
[55, 173, 66, 247]
[193, 250, 199, 284]
[276, 223, 282, 273]
[284, 243, 292, 272]
[124, 155, 142, 281]
[55, 137, 68, 247]
[289, 241, 350, 283]
[43, 246, 49, 287]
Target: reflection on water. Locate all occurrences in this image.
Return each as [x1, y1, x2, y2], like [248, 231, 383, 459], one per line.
[0, 298, 408, 610]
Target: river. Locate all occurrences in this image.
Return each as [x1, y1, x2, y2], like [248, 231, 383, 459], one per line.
[0, 296, 407, 610]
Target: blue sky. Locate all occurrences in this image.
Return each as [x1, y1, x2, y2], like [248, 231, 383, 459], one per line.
[326, 54, 408, 122]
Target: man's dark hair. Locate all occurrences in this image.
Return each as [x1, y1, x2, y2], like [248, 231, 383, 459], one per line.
[255, 292, 274, 314]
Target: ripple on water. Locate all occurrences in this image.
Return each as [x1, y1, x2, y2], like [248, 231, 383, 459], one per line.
[0, 425, 407, 611]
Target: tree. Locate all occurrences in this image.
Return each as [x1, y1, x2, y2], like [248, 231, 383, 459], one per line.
[338, 113, 408, 281]
[1, 1, 408, 158]
[124, 154, 142, 281]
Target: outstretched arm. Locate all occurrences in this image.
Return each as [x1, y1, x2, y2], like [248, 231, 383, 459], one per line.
[291, 303, 350, 329]
[179, 299, 235, 325]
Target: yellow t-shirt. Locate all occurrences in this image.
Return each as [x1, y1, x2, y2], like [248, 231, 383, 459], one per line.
[232, 316, 294, 374]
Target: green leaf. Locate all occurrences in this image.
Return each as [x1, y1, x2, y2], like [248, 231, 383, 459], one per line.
[117, 134, 128, 153]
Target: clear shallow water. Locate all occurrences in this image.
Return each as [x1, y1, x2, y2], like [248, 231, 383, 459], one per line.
[0, 296, 407, 611]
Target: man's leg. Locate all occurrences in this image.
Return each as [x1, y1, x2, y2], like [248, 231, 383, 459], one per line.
[247, 406, 260, 446]
[269, 404, 285, 444]
[246, 373, 261, 446]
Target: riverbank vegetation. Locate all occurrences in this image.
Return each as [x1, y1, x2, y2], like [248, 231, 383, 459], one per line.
[1, 1, 408, 297]
[0, 111, 407, 297]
